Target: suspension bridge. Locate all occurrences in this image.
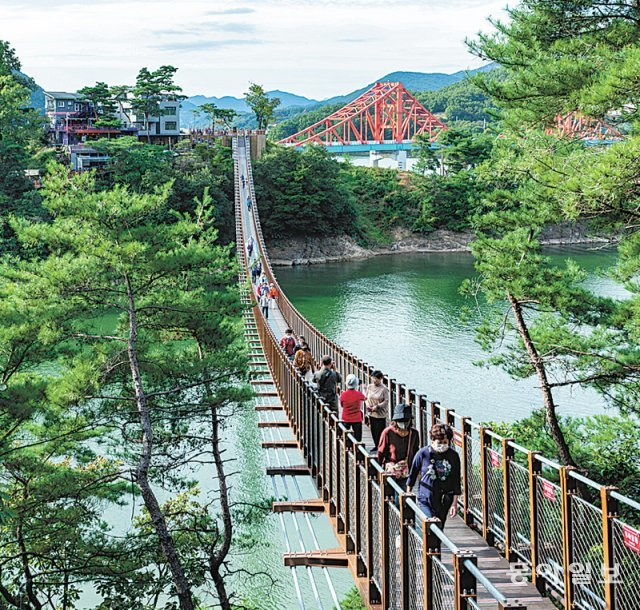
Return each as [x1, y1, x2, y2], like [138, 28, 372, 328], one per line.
[232, 133, 639, 610]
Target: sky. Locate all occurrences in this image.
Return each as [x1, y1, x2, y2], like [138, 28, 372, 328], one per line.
[1, 0, 507, 100]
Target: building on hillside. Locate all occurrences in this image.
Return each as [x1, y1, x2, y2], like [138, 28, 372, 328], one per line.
[44, 91, 137, 146]
[68, 145, 110, 172]
[132, 99, 181, 144]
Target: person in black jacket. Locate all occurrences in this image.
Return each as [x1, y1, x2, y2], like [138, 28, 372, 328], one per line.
[406, 423, 461, 527]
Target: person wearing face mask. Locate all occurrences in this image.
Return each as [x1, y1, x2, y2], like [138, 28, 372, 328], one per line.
[406, 424, 461, 527]
[377, 404, 420, 490]
[365, 370, 389, 449]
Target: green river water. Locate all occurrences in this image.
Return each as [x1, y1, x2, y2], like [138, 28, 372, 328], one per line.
[275, 246, 624, 422]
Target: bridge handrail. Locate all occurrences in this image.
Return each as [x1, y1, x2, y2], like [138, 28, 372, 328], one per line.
[237, 134, 640, 610]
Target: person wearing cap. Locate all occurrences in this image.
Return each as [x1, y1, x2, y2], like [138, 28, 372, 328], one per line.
[339, 374, 366, 441]
[365, 370, 389, 449]
[406, 423, 461, 527]
[377, 404, 419, 489]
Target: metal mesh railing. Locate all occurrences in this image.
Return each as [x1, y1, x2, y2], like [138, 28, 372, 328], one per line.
[536, 477, 564, 593]
[371, 481, 383, 590]
[347, 451, 356, 541]
[486, 447, 505, 541]
[571, 495, 605, 610]
[408, 526, 424, 610]
[358, 465, 368, 564]
[432, 555, 455, 610]
[509, 460, 532, 564]
[466, 432, 483, 522]
[338, 438, 346, 522]
[613, 518, 640, 610]
[387, 503, 402, 609]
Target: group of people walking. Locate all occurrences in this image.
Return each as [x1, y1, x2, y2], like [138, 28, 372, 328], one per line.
[278, 330, 462, 527]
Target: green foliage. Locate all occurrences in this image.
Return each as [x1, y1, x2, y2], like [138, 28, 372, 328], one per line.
[487, 410, 640, 502]
[244, 83, 280, 130]
[253, 144, 356, 239]
[77, 81, 117, 120]
[334, 587, 366, 610]
[416, 76, 500, 125]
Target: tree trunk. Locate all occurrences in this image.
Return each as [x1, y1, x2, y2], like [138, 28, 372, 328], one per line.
[507, 292, 576, 467]
[199, 341, 233, 610]
[18, 490, 41, 610]
[124, 273, 195, 610]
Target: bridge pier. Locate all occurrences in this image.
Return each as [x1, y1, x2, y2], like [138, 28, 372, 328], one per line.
[369, 150, 382, 168]
[395, 149, 407, 170]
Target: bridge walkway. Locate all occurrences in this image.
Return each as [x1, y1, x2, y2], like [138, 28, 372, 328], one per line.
[232, 133, 640, 610]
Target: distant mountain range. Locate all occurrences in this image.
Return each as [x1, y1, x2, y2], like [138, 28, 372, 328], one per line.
[182, 64, 496, 128]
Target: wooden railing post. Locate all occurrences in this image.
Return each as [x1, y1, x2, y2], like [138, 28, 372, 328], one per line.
[453, 550, 477, 610]
[601, 485, 619, 610]
[430, 401, 440, 429]
[528, 451, 544, 594]
[479, 426, 494, 546]
[461, 417, 472, 525]
[422, 518, 441, 610]
[502, 438, 515, 561]
[560, 466, 577, 609]
[343, 428, 353, 548]
[399, 493, 416, 610]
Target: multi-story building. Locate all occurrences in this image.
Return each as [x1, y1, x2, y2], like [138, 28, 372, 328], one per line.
[44, 91, 181, 147]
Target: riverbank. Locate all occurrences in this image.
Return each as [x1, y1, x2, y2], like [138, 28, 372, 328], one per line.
[267, 224, 615, 266]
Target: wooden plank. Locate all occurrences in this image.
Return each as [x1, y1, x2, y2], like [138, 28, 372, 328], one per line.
[283, 548, 348, 568]
[273, 499, 325, 513]
[254, 405, 283, 411]
[255, 391, 279, 397]
[266, 465, 311, 476]
[257, 421, 289, 428]
[261, 440, 298, 449]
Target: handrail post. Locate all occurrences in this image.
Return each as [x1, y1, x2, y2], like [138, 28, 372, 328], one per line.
[422, 519, 441, 610]
[430, 401, 440, 429]
[560, 466, 577, 609]
[380, 472, 392, 610]
[399, 492, 416, 610]
[335, 420, 343, 529]
[460, 417, 472, 525]
[601, 485, 619, 610]
[528, 451, 544, 594]
[502, 438, 515, 561]
[479, 426, 494, 546]
[354, 444, 366, 576]
[453, 550, 477, 610]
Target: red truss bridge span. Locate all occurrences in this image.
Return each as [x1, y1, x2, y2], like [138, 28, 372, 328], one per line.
[278, 82, 447, 151]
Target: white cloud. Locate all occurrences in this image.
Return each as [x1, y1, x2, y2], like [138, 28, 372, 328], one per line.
[0, 0, 506, 98]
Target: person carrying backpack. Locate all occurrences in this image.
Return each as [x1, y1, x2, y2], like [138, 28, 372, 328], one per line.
[268, 283, 278, 309]
[339, 374, 365, 441]
[377, 403, 419, 491]
[312, 355, 342, 413]
[293, 342, 314, 382]
[280, 329, 297, 361]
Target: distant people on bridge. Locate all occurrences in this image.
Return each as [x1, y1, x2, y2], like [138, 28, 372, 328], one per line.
[365, 370, 389, 449]
[293, 342, 315, 382]
[377, 404, 419, 491]
[260, 291, 270, 319]
[246, 195, 252, 211]
[241, 174, 245, 188]
[268, 283, 278, 309]
[313, 355, 342, 413]
[247, 237, 254, 259]
[406, 423, 461, 528]
[339, 374, 365, 442]
[280, 328, 298, 361]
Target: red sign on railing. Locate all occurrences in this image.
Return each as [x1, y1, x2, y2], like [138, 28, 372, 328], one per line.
[623, 524, 640, 555]
[488, 448, 501, 468]
[541, 480, 556, 502]
[454, 430, 463, 448]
